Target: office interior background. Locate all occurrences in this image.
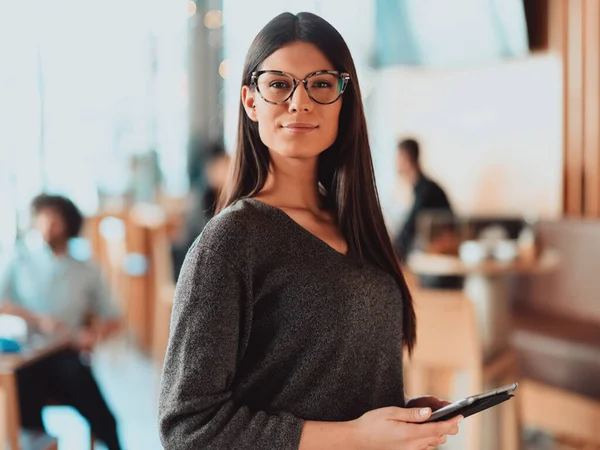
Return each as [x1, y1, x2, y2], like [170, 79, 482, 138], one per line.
[1, 0, 599, 449]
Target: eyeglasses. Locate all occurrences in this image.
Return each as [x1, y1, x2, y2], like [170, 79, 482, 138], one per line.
[251, 70, 350, 105]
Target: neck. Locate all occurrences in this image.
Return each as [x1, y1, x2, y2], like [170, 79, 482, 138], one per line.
[259, 151, 322, 212]
[408, 168, 422, 187]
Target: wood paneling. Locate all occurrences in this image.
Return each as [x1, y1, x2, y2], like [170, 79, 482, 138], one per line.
[547, 0, 565, 53]
[583, 0, 600, 217]
[565, 0, 584, 216]
[552, 0, 600, 218]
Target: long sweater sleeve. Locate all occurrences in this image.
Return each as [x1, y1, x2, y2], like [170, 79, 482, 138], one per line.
[158, 242, 304, 450]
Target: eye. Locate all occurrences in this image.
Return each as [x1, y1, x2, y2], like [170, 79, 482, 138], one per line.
[313, 81, 333, 89]
[269, 81, 290, 89]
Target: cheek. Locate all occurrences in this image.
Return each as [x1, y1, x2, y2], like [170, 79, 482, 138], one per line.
[320, 106, 341, 145]
[256, 109, 280, 147]
[50, 219, 67, 236]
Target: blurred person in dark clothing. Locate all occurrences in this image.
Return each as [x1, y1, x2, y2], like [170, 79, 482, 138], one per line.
[0, 194, 123, 450]
[202, 144, 231, 218]
[393, 139, 463, 289]
[171, 144, 231, 280]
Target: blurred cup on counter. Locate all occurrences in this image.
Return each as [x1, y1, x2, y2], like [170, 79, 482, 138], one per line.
[459, 240, 487, 265]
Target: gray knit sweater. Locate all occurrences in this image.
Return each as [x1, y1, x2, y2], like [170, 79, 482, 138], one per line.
[158, 198, 405, 449]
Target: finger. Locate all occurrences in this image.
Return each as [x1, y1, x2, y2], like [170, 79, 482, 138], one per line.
[415, 437, 437, 450]
[388, 406, 432, 423]
[406, 422, 445, 440]
[430, 433, 447, 448]
[417, 435, 443, 449]
[446, 415, 462, 436]
[411, 418, 459, 439]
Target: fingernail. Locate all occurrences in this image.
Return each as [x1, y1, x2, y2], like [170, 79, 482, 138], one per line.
[420, 408, 431, 416]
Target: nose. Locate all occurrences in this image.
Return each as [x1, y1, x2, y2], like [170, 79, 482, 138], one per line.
[288, 81, 313, 113]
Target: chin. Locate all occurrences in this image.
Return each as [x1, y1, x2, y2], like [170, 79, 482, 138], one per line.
[270, 134, 335, 160]
[274, 144, 325, 159]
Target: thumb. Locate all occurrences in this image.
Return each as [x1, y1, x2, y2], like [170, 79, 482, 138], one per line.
[391, 407, 432, 423]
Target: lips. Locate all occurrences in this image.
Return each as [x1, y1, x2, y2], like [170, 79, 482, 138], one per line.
[282, 123, 318, 133]
[283, 123, 317, 129]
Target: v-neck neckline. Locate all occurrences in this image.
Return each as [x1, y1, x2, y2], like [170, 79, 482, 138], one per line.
[243, 197, 352, 259]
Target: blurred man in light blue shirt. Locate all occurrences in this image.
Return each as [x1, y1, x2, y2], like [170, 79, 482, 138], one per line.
[0, 194, 123, 450]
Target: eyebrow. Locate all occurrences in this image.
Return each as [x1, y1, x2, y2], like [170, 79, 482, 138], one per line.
[255, 69, 337, 79]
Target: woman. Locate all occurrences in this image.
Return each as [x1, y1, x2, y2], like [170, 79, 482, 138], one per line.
[159, 12, 461, 450]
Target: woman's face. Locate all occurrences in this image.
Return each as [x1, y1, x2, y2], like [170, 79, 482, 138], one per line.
[242, 41, 343, 161]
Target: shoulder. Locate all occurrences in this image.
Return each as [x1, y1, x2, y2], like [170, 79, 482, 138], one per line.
[2, 240, 34, 268]
[422, 176, 447, 197]
[191, 198, 276, 264]
[0, 247, 17, 277]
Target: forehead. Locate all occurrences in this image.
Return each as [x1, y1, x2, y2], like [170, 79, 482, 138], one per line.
[259, 41, 335, 79]
[35, 207, 63, 220]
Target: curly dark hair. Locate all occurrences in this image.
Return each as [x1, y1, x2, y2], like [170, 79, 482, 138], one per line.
[31, 194, 84, 239]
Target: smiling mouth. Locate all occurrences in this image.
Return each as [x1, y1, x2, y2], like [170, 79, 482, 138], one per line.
[282, 124, 318, 133]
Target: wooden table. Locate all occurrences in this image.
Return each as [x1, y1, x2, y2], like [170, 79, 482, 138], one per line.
[0, 333, 71, 450]
[408, 249, 561, 361]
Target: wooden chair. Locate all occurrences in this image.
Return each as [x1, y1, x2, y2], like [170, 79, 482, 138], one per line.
[1, 388, 6, 450]
[0, 385, 58, 450]
[146, 213, 176, 367]
[92, 215, 129, 315]
[126, 204, 173, 354]
[90, 209, 152, 353]
[403, 287, 519, 450]
[519, 379, 600, 449]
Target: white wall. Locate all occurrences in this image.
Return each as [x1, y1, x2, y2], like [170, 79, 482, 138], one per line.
[369, 53, 563, 228]
[222, 3, 564, 226]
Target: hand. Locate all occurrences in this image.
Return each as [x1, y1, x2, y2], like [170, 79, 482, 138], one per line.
[349, 405, 461, 450]
[406, 395, 452, 412]
[37, 315, 68, 334]
[75, 329, 98, 352]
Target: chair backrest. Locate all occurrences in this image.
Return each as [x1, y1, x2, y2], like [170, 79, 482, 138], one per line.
[147, 219, 174, 295]
[85, 212, 129, 306]
[409, 288, 482, 370]
[146, 214, 176, 365]
[0, 388, 6, 450]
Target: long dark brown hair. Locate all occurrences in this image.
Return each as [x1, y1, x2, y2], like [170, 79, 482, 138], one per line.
[218, 12, 416, 353]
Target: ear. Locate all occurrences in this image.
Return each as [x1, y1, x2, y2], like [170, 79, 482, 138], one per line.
[241, 86, 258, 122]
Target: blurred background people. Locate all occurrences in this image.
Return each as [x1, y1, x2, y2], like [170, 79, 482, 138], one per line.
[393, 138, 463, 289]
[0, 194, 122, 450]
[171, 143, 231, 279]
[202, 143, 231, 219]
[393, 138, 453, 260]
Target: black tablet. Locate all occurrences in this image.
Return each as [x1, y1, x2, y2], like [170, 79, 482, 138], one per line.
[423, 382, 518, 423]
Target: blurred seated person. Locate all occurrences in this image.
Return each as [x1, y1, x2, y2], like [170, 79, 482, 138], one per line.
[0, 194, 123, 450]
[393, 138, 463, 289]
